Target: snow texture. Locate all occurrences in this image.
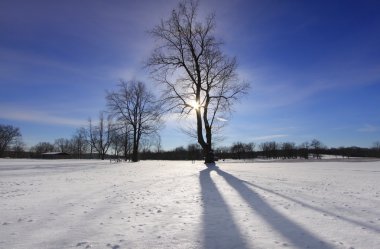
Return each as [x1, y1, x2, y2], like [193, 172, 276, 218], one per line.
[0, 159, 379, 249]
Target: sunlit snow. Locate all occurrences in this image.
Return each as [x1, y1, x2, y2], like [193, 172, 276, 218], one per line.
[1, 159, 379, 249]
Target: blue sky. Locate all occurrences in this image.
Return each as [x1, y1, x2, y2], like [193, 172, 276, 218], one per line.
[1, 0, 379, 150]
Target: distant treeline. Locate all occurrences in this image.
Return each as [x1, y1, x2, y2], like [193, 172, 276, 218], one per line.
[2, 144, 380, 160]
[2, 132, 380, 161]
[139, 141, 380, 161]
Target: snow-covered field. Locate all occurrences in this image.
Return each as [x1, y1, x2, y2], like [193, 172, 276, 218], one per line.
[1, 159, 379, 249]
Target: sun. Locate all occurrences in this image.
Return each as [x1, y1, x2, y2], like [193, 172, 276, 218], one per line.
[190, 100, 200, 110]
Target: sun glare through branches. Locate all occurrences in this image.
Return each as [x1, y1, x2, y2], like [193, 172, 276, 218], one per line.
[190, 100, 201, 110]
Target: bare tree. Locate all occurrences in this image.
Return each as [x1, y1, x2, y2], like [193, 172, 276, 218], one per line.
[109, 128, 124, 159]
[231, 142, 245, 160]
[107, 80, 163, 162]
[371, 142, 380, 158]
[188, 143, 202, 161]
[141, 133, 162, 154]
[140, 138, 153, 153]
[231, 142, 255, 160]
[11, 137, 26, 157]
[31, 142, 55, 154]
[54, 138, 70, 153]
[373, 141, 380, 151]
[310, 139, 325, 159]
[154, 134, 162, 153]
[147, 0, 249, 163]
[71, 127, 88, 159]
[88, 112, 112, 160]
[120, 124, 133, 161]
[0, 124, 22, 157]
[245, 142, 255, 159]
[260, 141, 279, 159]
[298, 141, 310, 159]
[281, 142, 296, 159]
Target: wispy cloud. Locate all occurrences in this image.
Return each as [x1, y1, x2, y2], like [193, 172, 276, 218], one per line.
[216, 117, 228, 122]
[0, 106, 86, 127]
[253, 134, 288, 141]
[357, 124, 379, 133]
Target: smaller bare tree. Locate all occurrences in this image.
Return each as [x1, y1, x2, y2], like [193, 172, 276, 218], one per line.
[230, 142, 255, 160]
[120, 124, 133, 161]
[54, 138, 71, 153]
[11, 137, 26, 157]
[109, 127, 125, 159]
[310, 139, 325, 159]
[260, 141, 280, 159]
[188, 143, 202, 161]
[373, 141, 380, 151]
[71, 127, 88, 159]
[154, 134, 162, 153]
[107, 80, 164, 162]
[281, 142, 296, 159]
[31, 142, 55, 155]
[231, 142, 245, 160]
[298, 141, 310, 159]
[0, 124, 22, 157]
[88, 112, 112, 160]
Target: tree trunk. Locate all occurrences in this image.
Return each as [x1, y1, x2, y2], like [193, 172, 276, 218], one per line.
[131, 126, 139, 162]
[203, 124, 215, 164]
[124, 132, 129, 161]
[124, 145, 128, 161]
[132, 145, 138, 162]
[195, 108, 215, 164]
[204, 147, 215, 164]
[132, 137, 139, 162]
[132, 127, 138, 162]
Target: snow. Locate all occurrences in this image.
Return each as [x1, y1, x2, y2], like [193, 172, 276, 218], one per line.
[1, 159, 379, 249]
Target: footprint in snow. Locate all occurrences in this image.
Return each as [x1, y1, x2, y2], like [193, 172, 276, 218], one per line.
[76, 241, 92, 248]
[106, 243, 120, 249]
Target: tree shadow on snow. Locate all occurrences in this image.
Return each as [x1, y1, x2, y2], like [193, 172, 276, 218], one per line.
[199, 165, 249, 249]
[243, 180, 380, 234]
[200, 165, 334, 249]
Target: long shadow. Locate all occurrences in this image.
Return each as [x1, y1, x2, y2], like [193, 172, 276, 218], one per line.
[199, 166, 249, 249]
[213, 166, 334, 249]
[243, 180, 380, 233]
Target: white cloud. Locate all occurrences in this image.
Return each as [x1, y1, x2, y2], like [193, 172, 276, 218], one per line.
[0, 106, 86, 127]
